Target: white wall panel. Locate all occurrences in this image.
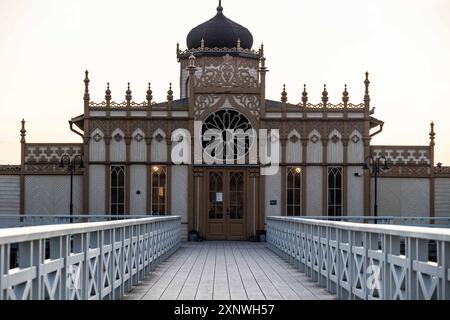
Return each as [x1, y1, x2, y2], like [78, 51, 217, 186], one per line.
[0, 175, 20, 226]
[306, 166, 323, 216]
[307, 130, 322, 164]
[286, 130, 302, 163]
[372, 178, 430, 217]
[130, 165, 147, 215]
[130, 129, 147, 162]
[110, 129, 126, 162]
[327, 129, 343, 163]
[25, 175, 83, 215]
[348, 130, 364, 163]
[265, 169, 281, 217]
[347, 167, 364, 216]
[89, 128, 105, 162]
[435, 178, 450, 217]
[151, 129, 167, 162]
[171, 165, 188, 223]
[89, 165, 105, 214]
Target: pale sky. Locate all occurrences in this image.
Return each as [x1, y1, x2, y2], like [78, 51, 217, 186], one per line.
[0, 0, 449, 165]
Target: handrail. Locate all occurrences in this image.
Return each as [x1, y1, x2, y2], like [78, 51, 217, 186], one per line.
[269, 217, 450, 242]
[266, 216, 450, 300]
[0, 216, 182, 300]
[0, 217, 179, 245]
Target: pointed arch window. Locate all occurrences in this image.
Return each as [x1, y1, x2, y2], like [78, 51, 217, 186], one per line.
[286, 167, 302, 216]
[111, 166, 125, 215]
[151, 166, 167, 215]
[327, 167, 343, 216]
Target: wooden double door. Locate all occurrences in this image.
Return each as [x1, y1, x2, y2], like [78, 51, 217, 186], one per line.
[206, 169, 246, 240]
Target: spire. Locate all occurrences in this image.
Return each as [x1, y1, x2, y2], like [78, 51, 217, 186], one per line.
[302, 84, 308, 106]
[322, 84, 329, 105]
[342, 84, 349, 106]
[281, 84, 288, 103]
[125, 83, 132, 102]
[167, 83, 174, 101]
[105, 83, 112, 103]
[146, 83, 153, 104]
[364, 71, 371, 106]
[260, 43, 264, 56]
[217, 0, 223, 13]
[84, 70, 90, 101]
[430, 121, 436, 147]
[20, 119, 26, 144]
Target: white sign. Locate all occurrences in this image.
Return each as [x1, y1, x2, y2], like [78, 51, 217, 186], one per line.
[216, 192, 223, 203]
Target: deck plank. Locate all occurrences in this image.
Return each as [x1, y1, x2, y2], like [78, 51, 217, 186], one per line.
[124, 241, 334, 300]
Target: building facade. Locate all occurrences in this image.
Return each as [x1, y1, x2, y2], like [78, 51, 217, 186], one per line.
[1, 4, 450, 240]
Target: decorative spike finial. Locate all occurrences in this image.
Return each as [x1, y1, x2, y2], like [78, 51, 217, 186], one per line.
[302, 84, 308, 105]
[176, 42, 180, 54]
[146, 83, 153, 103]
[260, 43, 264, 56]
[322, 84, 329, 105]
[105, 83, 111, 102]
[201, 38, 205, 48]
[20, 119, 26, 144]
[237, 38, 241, 49]
[84, 70, 90, 101]
[167, 83, 174, 101]
[364, 71, 371, 106]
[218, 0, 223, 12]
[281, 84, 288, 103]
[342, 84, 349, 105]
[125, 82, 132, 102]
[430, 121, 436, 147]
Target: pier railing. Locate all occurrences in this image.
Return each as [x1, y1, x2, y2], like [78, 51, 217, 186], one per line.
[266, 216, 450, 300]
[0, 216, 181, 300]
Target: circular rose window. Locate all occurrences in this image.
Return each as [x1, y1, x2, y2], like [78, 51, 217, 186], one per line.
[201, 109, 255, 162]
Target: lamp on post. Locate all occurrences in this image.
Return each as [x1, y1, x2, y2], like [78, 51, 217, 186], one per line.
[59, 155, 84, 222]
[362, 156, 389, 221]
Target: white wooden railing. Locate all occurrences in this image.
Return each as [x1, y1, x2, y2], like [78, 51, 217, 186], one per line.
[266, 217, 450, 300]
[0, 216, 181, 300]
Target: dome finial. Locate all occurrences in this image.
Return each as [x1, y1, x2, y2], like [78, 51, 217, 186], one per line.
[217, 0, 223, 13]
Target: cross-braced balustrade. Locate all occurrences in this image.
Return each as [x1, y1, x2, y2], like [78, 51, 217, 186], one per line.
[0, 216, 181, 300]
[267, 217, 450, 300]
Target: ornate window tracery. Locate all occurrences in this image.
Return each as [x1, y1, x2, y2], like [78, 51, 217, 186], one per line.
[111, 166, 125, 215]
[287, 167, 302, 216]
[327, 167, 343, 216]
[151, 166, 167, 215]
[201, 109, 255, 162]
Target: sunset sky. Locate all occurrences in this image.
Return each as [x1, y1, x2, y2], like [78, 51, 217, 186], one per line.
[0, 0, 449, 165]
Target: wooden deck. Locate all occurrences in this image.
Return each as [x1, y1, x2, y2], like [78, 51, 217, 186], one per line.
[123, 242, 335, 300]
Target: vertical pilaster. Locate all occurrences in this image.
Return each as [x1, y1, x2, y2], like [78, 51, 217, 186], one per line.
[104, 137, 111, 215]
[322, 138, 329, 216]
[343, 138, 349, 216]
[125, 137, 132, 215]
[146, 137, 152, 215]
[301, 138, 308, 216]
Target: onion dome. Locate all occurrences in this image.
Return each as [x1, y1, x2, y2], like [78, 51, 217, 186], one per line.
[186, 2, 253, 50]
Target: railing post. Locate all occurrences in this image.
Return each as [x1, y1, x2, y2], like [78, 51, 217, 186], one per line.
[18, 239, 41, 300]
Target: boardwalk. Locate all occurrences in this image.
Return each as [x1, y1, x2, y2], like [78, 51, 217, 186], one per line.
[123, 242, 334, 300]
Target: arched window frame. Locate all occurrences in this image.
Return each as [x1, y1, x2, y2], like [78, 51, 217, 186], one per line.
[327, 167, 343, 216]
[110, 165, 126, 215]
[286, 167, 302, 216]
[151, 165, 167, 215]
